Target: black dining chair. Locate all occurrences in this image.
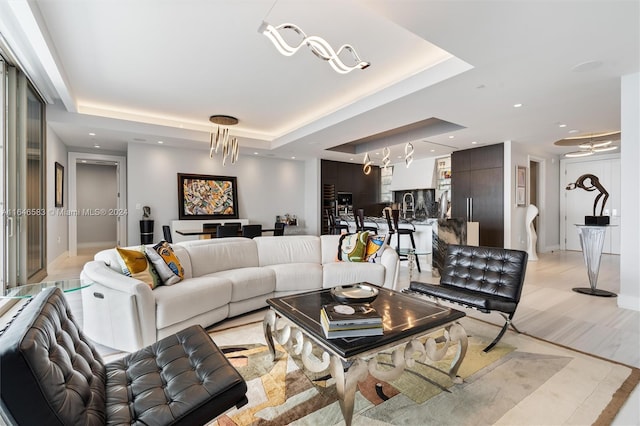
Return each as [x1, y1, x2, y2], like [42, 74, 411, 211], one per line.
[217, 224, 240, 238]
[273, 222, 285, 236]
[224, 222, 241, 233]
[203, 223, 219, 238]
[162, 225, 173, 243]
[242, 224, 262, 238]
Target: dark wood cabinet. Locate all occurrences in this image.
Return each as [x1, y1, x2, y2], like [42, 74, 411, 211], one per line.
[451, 144, 504, 247]
[321, 160, 380, 234]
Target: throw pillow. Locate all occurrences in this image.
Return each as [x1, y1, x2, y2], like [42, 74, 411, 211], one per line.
[116, 246, 160, 289]
[337, 231, 370, 262]
[365, 234, 387, 263]
[145, 241, 184, 286]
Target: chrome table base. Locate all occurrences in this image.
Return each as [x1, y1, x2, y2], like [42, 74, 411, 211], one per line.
[263, 310, 468, 426]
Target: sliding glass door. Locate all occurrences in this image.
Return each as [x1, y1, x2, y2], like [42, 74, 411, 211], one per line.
[2, 58, 47, 290]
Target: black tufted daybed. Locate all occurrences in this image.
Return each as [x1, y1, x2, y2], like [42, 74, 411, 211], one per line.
[408, 244, 528, 352]
[0, 286, 248, 425]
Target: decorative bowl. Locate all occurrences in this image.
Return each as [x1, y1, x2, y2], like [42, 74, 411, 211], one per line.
[330, 283, 379, 304]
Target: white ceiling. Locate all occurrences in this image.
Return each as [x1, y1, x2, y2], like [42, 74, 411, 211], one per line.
[1, 0, 638, 164]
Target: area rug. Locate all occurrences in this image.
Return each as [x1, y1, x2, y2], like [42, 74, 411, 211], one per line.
[206, 317, 639, 426]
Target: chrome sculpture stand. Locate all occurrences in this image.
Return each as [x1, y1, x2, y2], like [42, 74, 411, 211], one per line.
[263, 310, 467, 426]
[572, 225, 617, 297]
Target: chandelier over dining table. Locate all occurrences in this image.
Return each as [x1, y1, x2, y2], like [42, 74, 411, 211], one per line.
[209, 115, 239, 166]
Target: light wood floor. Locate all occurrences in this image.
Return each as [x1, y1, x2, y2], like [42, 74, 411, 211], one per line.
[6, 246, 638, 424]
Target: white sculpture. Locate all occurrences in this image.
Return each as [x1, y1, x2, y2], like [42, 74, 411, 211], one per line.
[526, 204, 539, 261]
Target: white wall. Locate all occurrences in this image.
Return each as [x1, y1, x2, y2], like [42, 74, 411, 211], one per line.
[126, 143, 309, 244]
[510, 141, 561, 252]
[619, 72, 640, 311]
[46, 127, 68, 265]
[76, 163, 117, 247]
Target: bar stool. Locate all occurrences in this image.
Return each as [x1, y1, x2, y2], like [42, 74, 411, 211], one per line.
[385, 209, 421, 272]
[326, 208, 349, 235]
[354, 208, 377, 234]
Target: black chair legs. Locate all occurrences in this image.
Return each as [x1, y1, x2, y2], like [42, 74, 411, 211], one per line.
[483, 312, 520, 352]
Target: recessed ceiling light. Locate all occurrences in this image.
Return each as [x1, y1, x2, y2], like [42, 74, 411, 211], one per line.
[513, 103, 523, 108]
[558, 124, 567, 128]
[94, 145, 100, 148]
[350, 158, 354, 161]
[81, 160, 87, 163]
[448, 135, 455, 139]
[375, 152, 380, 155]
[397, 155, 402, 159]
[430, 149, 435, 152]
[291, 156, 296, 159]
[254, 152, 259, 155]
[568, 129, 579, 134]
[89, 132, 96, 136]
[471, 141, 478, 145]
[157, 140, 163, 144]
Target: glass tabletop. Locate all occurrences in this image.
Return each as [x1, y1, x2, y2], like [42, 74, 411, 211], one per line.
[2, 278, 93, 299]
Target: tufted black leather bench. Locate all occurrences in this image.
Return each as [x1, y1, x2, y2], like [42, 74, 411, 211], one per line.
[408, 244, 528, 352]
[0, 287, 247, 425]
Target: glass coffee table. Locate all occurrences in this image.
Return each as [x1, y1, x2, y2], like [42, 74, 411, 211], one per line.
[264, 284, 467, 426]
[3, 278, 93, 299]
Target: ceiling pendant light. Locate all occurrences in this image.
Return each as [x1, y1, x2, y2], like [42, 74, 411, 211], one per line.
[405, 142, 414, 168]
[209, 115, 239, 166]
[363, 152, 372, 175]
[258, 21, 370, 74]
[382, 147, 390, 170]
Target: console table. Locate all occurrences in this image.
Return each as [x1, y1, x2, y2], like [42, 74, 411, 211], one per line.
[572, 224, 617, 297]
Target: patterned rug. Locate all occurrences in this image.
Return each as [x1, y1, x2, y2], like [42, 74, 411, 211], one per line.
[206, 317, 639, 426]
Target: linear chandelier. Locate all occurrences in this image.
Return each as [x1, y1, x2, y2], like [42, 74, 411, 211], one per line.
[209, 115, 239, 166]
[564, 140, 618, 158]
[259, 21, 370, 74]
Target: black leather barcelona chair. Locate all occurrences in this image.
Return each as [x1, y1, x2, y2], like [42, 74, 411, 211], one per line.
[408, 244, 528, 352]
[0, 287, 248, 425]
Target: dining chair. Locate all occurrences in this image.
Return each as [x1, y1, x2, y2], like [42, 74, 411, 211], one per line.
[217, 224, 240, 238]
[273, 222, 285, 236]
[203, 223, 219, 239]
[162, 225, 173, 243]
[242, 224, 262, 238]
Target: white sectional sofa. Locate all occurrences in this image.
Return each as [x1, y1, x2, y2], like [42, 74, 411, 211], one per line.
[80, 234, 399, 352]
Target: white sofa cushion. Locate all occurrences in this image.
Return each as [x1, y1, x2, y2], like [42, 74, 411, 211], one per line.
[255, 235, 321, 266]
[208, 267, 276, 302]
[153, 275, 232, 329]
[322, 262, 386, 288]
[177, 237, 258, 276]
[264, 263, 323, 292]
[320, 235, 342, 264]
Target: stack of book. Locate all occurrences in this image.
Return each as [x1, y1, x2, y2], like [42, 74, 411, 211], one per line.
[320, 303, 383, 339]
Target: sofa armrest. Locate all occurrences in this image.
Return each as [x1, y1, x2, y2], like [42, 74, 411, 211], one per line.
[81, 260, 157, 351]
[380, 247, 400, 289]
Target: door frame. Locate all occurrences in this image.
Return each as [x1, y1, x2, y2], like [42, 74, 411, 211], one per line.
[68, 152, 127, 256]
[527, 155, 545, 252]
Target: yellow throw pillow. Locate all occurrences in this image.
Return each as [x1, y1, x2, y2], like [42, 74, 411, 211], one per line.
[116, 246, 159, 289]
